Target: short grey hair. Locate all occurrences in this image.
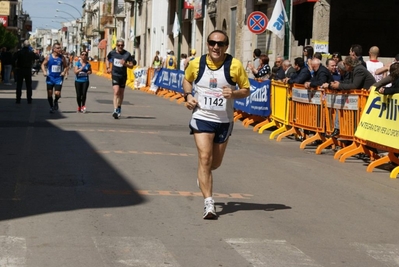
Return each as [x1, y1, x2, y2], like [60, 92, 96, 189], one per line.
[117, 39, 124, 45]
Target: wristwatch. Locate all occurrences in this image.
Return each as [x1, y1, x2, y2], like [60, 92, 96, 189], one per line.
[184, 92, 191, 102]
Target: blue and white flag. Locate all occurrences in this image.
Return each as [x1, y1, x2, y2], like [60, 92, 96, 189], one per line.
[266, 0, 288, 39]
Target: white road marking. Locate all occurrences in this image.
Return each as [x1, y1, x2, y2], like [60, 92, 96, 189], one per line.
[92, 236, 180, 267]
[351, 242, 399, 266]
[0, 236, 27, 267]
[225, 238, 323, 267]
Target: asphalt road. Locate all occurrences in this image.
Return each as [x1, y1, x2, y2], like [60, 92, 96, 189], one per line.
[0, 72, 398, 267]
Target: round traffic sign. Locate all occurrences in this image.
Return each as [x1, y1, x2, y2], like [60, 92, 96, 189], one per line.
[247, 11, 269, 34]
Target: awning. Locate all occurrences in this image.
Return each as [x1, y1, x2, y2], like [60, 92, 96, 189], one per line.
[293, 0, 318, 5]
[98, 39, 107, 49]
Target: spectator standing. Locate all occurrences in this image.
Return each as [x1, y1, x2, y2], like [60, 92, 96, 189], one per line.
[282, 60, 295, 78]
[180, 53, 187, 71]
[183, 30, 250, 219]
[303, 45, 314, 71]
[185, 49, 197, 69]
[349, 44, 367, 68]
[271, 56, 285, 80]
[253, 48, 261, 70]
[304, 58, 332, 89]
[164, 50, 177, 70]
[330, 56, 376, 90]
[106, 39, 134, 119]
[13, 40, 36, 104]
[1, 47, 13, 85]
[283, 57, 311, 85]
[248, 54, 271, 80]
[41, 42, 68, 113]
[366, 46, 384, 82]
[152, 51, 162, 68]
[373, 63, 399, 95]
[331, 52, 343, 63]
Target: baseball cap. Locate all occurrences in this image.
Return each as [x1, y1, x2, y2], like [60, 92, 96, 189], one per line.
[166, 49, 171, 54]
[190, 49, 196, 55]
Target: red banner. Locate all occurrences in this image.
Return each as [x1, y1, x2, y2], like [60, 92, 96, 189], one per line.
[0, 16, 7, 27]
[184, 0, 194, 9]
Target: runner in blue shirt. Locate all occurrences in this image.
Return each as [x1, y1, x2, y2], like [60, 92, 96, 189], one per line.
[41, 43, 68, 113]
[74, 51, 92, 113]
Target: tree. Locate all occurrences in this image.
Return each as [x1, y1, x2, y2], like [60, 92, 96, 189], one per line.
[0, 24, 18, 49]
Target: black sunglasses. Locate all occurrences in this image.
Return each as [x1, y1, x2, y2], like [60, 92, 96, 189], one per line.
[117, 44, 124, 47]
[208, 40, 226, 47]
[81, 53, 87, 56]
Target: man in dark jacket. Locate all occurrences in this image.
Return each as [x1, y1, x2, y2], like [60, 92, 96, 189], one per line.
[13, 40, 36, 104]
[283, 57, 311, 84]
[304, 58, 332, 89]
[330, 56, 376, 90]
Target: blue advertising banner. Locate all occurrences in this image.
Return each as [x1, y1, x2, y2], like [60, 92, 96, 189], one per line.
[234, 79, 270, 117]
[154, 68, 185, 94]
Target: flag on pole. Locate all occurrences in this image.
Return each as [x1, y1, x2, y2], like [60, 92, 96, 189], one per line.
[112, 30, 117, 49]
[172, 12, 180, 38]
[266, 0, 288, 39]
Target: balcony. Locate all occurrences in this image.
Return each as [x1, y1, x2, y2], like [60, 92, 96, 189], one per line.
[100, 15, 113, 26]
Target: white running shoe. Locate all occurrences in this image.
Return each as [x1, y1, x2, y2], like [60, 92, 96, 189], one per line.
[203, 199, 217, 219]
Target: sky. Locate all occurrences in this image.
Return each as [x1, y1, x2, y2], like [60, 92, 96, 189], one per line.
[23, 0, 85, 31]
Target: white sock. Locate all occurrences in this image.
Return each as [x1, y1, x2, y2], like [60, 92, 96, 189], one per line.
[204, 197, 213, 204]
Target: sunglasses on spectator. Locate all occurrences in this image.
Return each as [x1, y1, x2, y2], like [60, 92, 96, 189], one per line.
[208, 40, 226, 47]
[117, 44, 124, 47]
[81, 53, 87, 56]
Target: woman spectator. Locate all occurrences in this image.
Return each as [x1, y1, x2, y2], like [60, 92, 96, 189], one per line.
[331, 52, 343, 63]
[303, 45, 314, 71]
[249, 54, 271, 81]
[74, 51, 92, 113]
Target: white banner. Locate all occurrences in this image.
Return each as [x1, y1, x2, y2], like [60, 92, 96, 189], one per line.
[133, 67, 148, 89]
[265, 0, 288, 39]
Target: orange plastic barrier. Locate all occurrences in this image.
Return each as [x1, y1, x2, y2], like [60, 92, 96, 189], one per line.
[277, 84, 325, 149]
[315, 89, 366, 154]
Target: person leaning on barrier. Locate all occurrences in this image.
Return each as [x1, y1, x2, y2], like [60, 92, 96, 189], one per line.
[375, 53, 399, 77]
[330, 56, 376, 90]
[373, 63, 399, 95]
[183, 29, 250, 219]
[282, 60, 295, 79]
[283, 57, 311, 85]
[305, 58, 332, 89]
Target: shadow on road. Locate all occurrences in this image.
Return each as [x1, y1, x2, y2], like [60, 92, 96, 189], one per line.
[0, 97, 145, 221]
[215, 202, 291, 216]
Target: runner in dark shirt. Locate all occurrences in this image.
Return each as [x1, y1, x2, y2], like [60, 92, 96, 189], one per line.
[106, 39, 134, 119]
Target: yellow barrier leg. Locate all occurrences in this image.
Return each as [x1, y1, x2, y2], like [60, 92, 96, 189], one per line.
[390, 166, 399, 179]
[258, 121, 278, 134]
[253, 119, 271, 132]
[270, 125, 288, 140]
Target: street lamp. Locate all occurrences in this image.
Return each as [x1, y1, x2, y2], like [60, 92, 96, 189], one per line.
[56, 9, 76, 21]
[55, 15, 71, 22]
[57, 1, 82, 17]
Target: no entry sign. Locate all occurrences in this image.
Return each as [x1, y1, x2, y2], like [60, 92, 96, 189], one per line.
[247, 11, 268, 34]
